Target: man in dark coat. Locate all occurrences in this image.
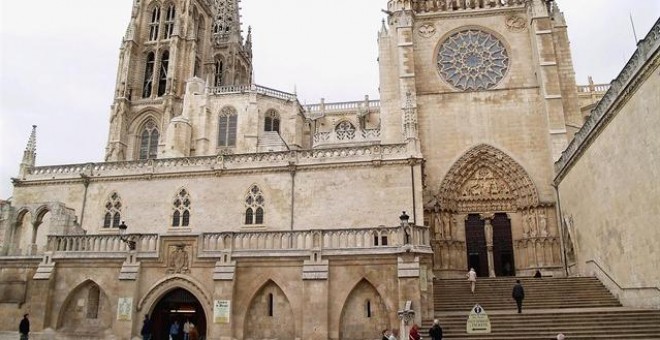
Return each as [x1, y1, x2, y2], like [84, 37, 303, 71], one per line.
[141, 314, 152, 340]
[429, 319, 443, 340]
[19, 314, 30, 340]
[512, 279, 525, 313]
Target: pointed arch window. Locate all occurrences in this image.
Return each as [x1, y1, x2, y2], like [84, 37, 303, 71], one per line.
[143, 52, 155, 98]
[214, 60, 224, 87]
[87, 284, 100, 319]
[103, 193, 123, 228]
[164, 5, 176, 39]
[264, 110, 280, 132]
[149, 6, 161, 41]
[244, 185, 265, 225]
[336, 121, 356, 140]
[139, 120, 159, 160]
[172, 189, 191, 227]
[218, 106, 237, 147]
[158, 50, 169, 97]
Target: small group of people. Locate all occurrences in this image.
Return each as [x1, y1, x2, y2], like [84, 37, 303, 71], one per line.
[381, 320, 443, 340]
[140, 314, 199, 340]
[168, 319, 198, 340]
[466, 267, 527, 313]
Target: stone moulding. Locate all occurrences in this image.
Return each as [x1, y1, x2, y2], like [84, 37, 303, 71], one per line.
[17, 144, 409, 185]
[554, 18, 660, 182]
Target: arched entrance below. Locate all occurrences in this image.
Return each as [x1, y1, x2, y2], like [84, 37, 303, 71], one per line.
[151, 288, 207, 340]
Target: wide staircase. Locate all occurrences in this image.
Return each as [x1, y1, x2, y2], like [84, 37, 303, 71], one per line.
[422, 277, 660, 339]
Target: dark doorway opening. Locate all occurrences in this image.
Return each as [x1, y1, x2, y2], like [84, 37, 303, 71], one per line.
[466, 214, 488, 277]
[151, 288, 206, 340]
[492, 213, 515, 276]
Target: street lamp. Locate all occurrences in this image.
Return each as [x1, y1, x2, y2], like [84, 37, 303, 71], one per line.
[118, 221, 136, 251]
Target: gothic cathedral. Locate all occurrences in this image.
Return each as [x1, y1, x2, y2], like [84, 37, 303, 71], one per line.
[3, 0, 657, 339]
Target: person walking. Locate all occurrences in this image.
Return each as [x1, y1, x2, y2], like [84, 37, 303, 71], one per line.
[512, 279, 525, 313]
[467, 267, 477, 294]
[429, 319, 443, 340]
[409, 324, 421, 340]
[140, 314, 152, 340]
[183, 319, 193, 340]
[382, 329, 391, 340]
[19, 314, 30, 340]
[169, 320, 180, 340]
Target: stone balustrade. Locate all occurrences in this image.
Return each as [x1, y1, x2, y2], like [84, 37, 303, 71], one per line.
[200, 225, 431, 258]
[47, 234, 159, 258]
[313, 129, 381, 148]
[388, 0, 525, 13]
[577, 84, 611, 93]
[30, 227, 430, 260]
[207, 84, 297, 101]
[22, 144, 409, 182]
[305, 100, 380, 114]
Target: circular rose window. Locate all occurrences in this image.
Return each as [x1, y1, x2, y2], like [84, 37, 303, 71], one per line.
[437, 29, 509, 91]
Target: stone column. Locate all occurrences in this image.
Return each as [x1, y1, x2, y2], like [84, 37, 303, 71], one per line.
[301, 251, 329, 340]
[482, 213, 496, 277]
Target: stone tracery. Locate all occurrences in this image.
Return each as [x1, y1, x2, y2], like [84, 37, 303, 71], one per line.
[437, 144, 539, 212]
[437, 29, 509, 91]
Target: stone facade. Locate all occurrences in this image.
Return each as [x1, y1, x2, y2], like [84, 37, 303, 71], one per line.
[555, 18, 660, 308]
[2, 0, 653, 339]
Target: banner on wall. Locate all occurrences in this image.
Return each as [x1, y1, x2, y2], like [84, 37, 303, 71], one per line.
[117, 297, 133, 321]
[214, 300, 231, 324]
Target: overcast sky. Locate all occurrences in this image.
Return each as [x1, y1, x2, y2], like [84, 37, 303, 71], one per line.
[0, 0, 658, 199]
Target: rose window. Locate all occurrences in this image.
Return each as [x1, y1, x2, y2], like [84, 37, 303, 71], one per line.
[437, 29, 509, 91]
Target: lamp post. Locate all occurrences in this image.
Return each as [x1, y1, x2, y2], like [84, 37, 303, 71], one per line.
[399, 211, 410, 226]
[118, 221, 136, 251]
[400, 211, 411, 245]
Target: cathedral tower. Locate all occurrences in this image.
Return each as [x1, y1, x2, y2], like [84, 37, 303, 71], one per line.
[378, 0, 581, 278]
[105, 0, 252, 162]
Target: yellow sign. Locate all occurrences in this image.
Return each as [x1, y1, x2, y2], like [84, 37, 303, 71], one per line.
[214, 300, 231, 324]
[466, 304, 491, 334]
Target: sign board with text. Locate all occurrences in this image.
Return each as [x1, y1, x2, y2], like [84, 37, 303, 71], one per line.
[466, 304, 491, 334]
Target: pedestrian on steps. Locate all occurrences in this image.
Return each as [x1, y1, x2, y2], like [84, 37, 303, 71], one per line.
[409, 324, 421, 340]
[512, 279, 525, 313]
[467, 267, 477, 294]
[429, 319, 443, 340]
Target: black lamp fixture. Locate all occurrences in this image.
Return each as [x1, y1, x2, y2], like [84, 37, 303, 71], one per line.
[399, 211, 410, 226]
[118, 221, 136, 251]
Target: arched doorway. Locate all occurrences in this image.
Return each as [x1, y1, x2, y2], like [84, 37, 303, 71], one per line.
[431, 144, 542, 276]
[151, 288, 206, 340]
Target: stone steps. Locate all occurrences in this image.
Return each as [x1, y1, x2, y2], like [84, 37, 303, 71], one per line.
[433, 277, 621, 312]
[424, 277, 660, 339]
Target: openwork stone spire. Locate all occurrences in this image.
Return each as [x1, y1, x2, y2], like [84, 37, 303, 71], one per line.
[213, 0, 242, 44]
[19, 125, 37, 177]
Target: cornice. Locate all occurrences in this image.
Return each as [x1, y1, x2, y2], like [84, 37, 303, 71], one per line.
[554, 19, 660, 183]
[15, 145, 414, 188]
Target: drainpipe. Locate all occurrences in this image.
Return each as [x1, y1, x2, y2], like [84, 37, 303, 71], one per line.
[80, 174, 91, 227]
[409, 158, 418, 224]
[552, 182, 569, 277]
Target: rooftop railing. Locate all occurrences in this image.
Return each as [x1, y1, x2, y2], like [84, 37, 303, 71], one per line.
[207, 84, 297, 102]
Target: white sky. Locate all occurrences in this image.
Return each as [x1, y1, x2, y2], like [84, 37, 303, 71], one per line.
[0, 0, 658, 199]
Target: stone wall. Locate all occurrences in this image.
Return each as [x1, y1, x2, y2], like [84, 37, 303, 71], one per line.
[556, 22, 660, 307]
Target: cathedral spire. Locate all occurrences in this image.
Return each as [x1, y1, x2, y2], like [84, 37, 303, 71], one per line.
[212, 0, 243, 45]
[19, 125, 37, 177]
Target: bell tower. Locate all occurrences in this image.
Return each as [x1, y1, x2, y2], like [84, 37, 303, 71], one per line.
[105, 0, 253, 162]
